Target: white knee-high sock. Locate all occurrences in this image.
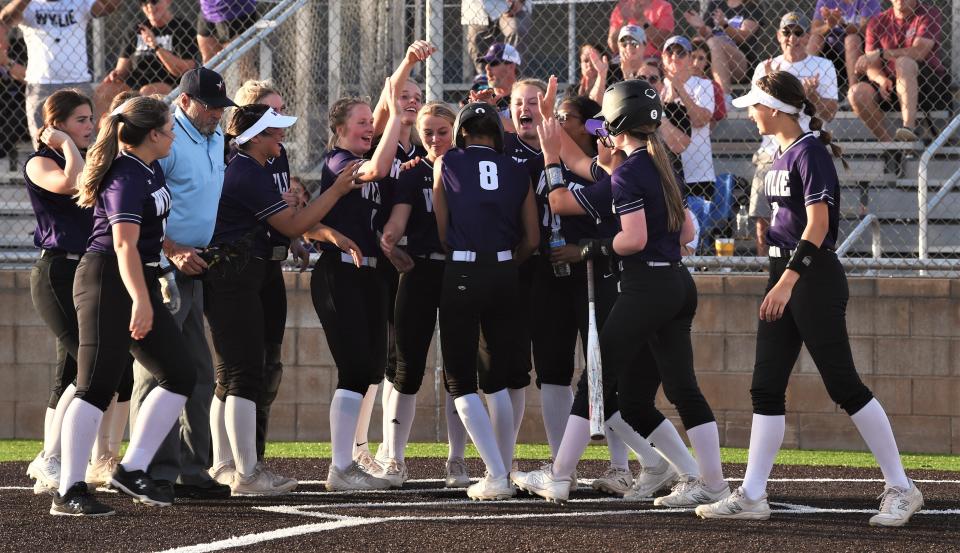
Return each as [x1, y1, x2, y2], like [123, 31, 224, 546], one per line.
[210, 396, 234, 470]
[509, 387, 526, 441]
[108, 400, 130, 457]
[454, 394, 506, 478]
[850, 398, 910, 489]
[552, 416, 590, 479]
[604, 425, 630, 471]
[648, 419, 700, 478]
[225, 396, 258, 478]
[331, 389, 363, 471]
[485, 390, 515, 472]
[353, 384, 379, 457]
[120, 387, 187, 473]
[59, 398, 103, 496]
[43, 408, 55, 453]
[387, 392, 417, 462]
[539, 384, 573, 459]
[378, 379, 395, 460]
[741, 414, 785, 500]
[446, 394, 467, 460]
[44, 383, 75, 460]
[685, 421, 726, 490]
[605, 412, 662, 468]
[92, 394, 118, 460]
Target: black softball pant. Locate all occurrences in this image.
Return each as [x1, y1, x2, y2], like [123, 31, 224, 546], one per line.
[599, 262, 714, 437]
[257, 259, 286, 458]
[440, 260, 524, 398]
[73, 253, 196, 411]
[751, 253, 874, 416]
[477, 255, 535, 393]
[392, 257, 444, 395]
[204, 257, 270, 403]
[379, 260, 400, 385]
[31, 254, 134, 408]
[310, 252, 388, 395]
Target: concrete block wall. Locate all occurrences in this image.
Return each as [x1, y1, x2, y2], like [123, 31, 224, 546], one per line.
[2, 270, 958, 454]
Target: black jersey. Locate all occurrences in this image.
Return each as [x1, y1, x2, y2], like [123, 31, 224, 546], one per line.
[24, 146, 93, 254]
[394, 157, 442, 255]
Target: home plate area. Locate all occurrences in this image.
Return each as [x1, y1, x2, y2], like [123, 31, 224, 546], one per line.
[2, 459, 959, 552]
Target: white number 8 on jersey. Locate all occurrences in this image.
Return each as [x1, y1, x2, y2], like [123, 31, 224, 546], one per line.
[478, 161, 499, 190]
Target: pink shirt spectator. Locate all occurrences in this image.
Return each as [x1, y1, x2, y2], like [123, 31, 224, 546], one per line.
[610, 0, 675, 58]
[865, 2, 944, 75]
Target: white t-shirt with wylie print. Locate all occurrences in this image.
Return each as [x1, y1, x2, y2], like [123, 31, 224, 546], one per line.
[19, 0, 97, 84]
[751, 54, 838, 156]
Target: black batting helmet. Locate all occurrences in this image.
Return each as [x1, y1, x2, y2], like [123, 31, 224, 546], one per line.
[596, 79, 663, 136]
[454, 102, 505, 152]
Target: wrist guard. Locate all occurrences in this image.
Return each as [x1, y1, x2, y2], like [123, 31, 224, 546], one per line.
[787, 239, 819, 276]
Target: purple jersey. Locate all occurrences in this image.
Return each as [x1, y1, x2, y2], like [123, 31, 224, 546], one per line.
[570, 162, 620, 240]
[765, 133, 840, 250]
[265, 145, 291, 249]
[394, 157, 442, 256]
[611, 148, 681, 263]
[318, 148, 382, 256]
[87, 152, 171, 263]
[374, 141, 427, 236]
[24, 147, 93, 254]
[505, 133, 549, 248]
[200, 0, 256, 23]
[441, 145, 530, 252]
[213, 152, 289, 258]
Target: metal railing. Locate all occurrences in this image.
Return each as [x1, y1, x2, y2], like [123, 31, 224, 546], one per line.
[836, 213, 881, 259]
[917, 111, 960, 261]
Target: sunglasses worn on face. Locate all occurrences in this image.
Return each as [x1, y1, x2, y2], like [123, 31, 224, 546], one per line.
[619, 39, 642, 48]
[642, 75, 661, 83]
[781, 27, 805, 37]
[487, 60, 513, 68]
[666, 48, 689, 58]
[556, 113, 582, 123]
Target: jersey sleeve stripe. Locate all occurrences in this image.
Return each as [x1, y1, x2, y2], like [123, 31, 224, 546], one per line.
[804, 191, 835, 206]
[255, 201, 289, 221]
[107, 213, 143, 222]
[572, 187, 602, 222]
[614, 199, 644, 215]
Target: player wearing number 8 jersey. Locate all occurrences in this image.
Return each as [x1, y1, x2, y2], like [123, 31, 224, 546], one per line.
[433, 102, 539, 500]
[697, 71, 923, 526]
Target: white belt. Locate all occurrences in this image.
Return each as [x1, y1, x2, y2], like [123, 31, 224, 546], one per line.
[647, 261, 672, 267]
[340, 252, 377, 268]
[768, 246, 794, 258]
[145, 261, 161, 267]
[416, 253, 446, 261]
[450, 250, 513, 262]
[41, 249, 81, 261]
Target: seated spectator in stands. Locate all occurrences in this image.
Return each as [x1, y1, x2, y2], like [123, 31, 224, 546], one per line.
[0, 0, 121, 141]
[683, 0, 762, 104]
[0, 28, 28, 161]
[690, 40, 726, 123]
[807, 0, 881, 92]
[638, 61, 691, 176]
[462, 0, 530, 78]
[848, 0, 949, 143]
[477, 42, 519, 117]
[607, 0, 674, 60]
[661, 36, 716, 201]
[746, 11, 838, 255]
[95, 0, 198, 117]
[611, 25, 647, 81]
[197, 0, 258, 63]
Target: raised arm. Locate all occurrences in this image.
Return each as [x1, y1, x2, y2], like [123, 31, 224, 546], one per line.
[373, 40, 435, 136]
[26, 130, 85, 194]
[266, 160, 364, 237]
[359, 78, 405, 181]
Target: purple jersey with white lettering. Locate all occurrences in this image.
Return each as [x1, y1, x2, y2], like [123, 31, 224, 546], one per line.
[318, 148, 382, 256]
[611, 148, 681, 263]
[264, 145, 291, 249]
[213, 152, 288, 258]
[504, 133, 548, 249]
[24, 147, 93, 254]
[570, 162, 620, 240]
[87, 152, 171, 263]
[374, 141, 427, 235]
[441, 145, 529, 252]
[394, 158, 442, 256]
[765, 133, 840, 250]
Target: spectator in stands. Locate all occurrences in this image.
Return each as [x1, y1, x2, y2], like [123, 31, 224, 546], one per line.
[848, 0, 948, 143]
[746, 11, 838, 255]
[691, 40, 727, 124]
[607, 0, 674, 60]
[683, 0, 762, 105]
[612, 25, 647, 81]
[576, 44, 604, 97]
[462, 0, 531, 78]
[638, 61, 691, 175]
[94, 0, 199, 118]
[197, 0, 258, 63]
[661, 36, 716, 201]
[478, 42, 520, 117]
[0, 0, 121, 141]
[0, 28, 28, 161]
[807, 0, 881, 92]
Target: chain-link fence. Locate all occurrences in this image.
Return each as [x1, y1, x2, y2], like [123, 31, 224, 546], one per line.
[0, 0, 957, 276]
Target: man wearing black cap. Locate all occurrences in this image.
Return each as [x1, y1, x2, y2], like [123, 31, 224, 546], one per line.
[129, 66, 236, 500]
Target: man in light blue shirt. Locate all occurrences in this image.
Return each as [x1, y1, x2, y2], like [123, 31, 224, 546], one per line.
[130, 66, 235, 500]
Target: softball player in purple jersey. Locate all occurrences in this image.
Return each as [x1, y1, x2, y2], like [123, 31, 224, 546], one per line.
[310, 79, 406, 491]
[433, 102, 539, 500]
[697, 71, 923, 526]
[52, 96, 194, 516]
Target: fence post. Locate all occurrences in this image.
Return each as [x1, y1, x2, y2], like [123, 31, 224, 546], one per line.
[567, 2, 577, 86]
[327, 0, 342, 102]
[426, 0, 444, 102]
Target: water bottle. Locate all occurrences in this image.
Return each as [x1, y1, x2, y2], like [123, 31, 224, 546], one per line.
[735, 201, 750, 240]
[550, 228, 571, 277]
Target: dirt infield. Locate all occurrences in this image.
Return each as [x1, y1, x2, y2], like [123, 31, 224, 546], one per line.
[1, 458, 958, 552]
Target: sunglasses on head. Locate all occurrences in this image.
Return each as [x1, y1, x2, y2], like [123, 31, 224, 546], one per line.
[781, 27, 805, 37]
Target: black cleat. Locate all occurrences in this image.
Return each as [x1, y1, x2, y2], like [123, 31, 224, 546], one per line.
[174, 480, 231, 500]
[50, 482, 115, 517]
[110, 464, 174, 507]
